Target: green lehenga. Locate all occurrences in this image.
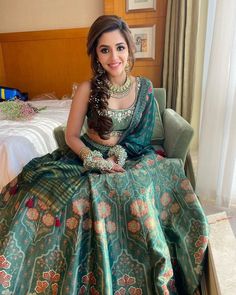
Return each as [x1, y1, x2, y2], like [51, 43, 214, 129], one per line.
[0, 77, 209, 295]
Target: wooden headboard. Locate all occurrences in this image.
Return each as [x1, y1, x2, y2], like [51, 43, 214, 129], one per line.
[0, 28, 91, 99]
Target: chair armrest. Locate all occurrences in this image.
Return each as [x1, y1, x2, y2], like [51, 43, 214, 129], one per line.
[53, 119, 87, 151]
[53, 125, 68, 151]
[163, 109, 194, 163]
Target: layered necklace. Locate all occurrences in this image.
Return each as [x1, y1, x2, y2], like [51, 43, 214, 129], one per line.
[106, 75, 132, 99]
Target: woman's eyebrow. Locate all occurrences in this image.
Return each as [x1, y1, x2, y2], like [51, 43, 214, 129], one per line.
[98, 42, 126, 48]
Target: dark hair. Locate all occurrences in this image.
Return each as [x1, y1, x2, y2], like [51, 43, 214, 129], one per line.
[87, 15, 135, 139]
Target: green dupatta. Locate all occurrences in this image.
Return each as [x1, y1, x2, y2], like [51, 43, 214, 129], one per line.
[119, 77, 157, 157]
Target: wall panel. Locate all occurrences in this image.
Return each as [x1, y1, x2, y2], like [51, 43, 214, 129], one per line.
[0, 28, 91, 98]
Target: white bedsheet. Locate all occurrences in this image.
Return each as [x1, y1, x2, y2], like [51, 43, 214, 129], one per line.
[0, 99, 71, 191]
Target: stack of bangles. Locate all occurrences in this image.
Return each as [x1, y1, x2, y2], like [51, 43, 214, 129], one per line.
[78, 145, 127, 171]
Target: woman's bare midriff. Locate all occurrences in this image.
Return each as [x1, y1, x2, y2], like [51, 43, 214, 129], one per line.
[86, 129, 121, 146]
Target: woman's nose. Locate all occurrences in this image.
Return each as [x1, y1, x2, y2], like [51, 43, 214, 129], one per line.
[110, 49, 118, 59]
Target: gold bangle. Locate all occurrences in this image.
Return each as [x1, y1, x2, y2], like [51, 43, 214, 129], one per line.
[78, 146, 91, 161]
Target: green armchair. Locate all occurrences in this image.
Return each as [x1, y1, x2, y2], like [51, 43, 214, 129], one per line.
[53, 88, 193, 164]
[153, 88, 194, 163]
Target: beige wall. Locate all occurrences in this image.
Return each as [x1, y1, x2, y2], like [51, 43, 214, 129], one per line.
[0, 0, 103, 33]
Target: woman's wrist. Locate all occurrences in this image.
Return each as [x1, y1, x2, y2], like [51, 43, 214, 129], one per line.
[82, 149, 113, 171]
[78, 145, 126, 171]
[78, 146, 92, 161]
[108, 145, 127, 167]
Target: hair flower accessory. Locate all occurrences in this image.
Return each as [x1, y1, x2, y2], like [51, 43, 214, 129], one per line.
[0, 99, 46, 120]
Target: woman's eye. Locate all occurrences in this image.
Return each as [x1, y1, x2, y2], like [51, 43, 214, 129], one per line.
[101, 48, 109, 54]
[117, 45, 125, 51]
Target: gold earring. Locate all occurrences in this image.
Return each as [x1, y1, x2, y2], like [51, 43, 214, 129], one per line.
[125, 61, 130, 73]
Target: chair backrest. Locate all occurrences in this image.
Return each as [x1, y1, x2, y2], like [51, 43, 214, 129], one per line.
[154, 88, 166, 116]
[151, 88, 166, 145]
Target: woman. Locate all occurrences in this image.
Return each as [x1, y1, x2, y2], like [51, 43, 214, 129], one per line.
[0, 15, 208, 294]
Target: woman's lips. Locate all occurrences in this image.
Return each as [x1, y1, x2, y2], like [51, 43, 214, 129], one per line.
[108, 62, 121, 69]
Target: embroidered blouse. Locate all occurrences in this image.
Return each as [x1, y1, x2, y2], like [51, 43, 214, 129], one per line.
[87, 77, 140, 137]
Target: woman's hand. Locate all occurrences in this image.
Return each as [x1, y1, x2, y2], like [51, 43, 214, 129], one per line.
[105, 157, 125, 173]
[83, 153, 125, 173]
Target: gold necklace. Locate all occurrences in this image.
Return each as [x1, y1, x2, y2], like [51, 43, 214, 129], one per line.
[106, 76, 132, 99]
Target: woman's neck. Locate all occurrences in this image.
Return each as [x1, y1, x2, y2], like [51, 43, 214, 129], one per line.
[108, 73, 127, 86]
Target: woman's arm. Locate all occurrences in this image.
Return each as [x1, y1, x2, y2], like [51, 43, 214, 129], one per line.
[65, 81, 90, 156]
[65, 82, 122, 172]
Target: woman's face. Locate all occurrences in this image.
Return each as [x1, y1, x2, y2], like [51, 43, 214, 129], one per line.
[96, 29, 129, 79]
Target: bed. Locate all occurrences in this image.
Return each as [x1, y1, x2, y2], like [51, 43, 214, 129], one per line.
[0, 27, 91, 192]
[0, 99, 71, 191]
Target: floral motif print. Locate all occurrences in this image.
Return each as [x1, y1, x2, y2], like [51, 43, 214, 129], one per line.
[129, 286, 143, 294]
[66, 217, 78, 230]
[72, 199, 90, 216]
[128, 220, 141, 233]
[195, 235, 208, 248]
[26, 208, 39, 221]
[78, 284, 99, 295]
[181, 179, 192, 191]
[144, 217, 156, 231]
[82, 272, 96, 285]
[117, 274, 136, 286]
[35, 280, 49, 293]
[43, 270, 60, 282]
[0, 256, 11, 269]
[194, 248, 205, 264]
[160, 210, 168, 221]
[90, 286, 99, 295]
[38, 200, 48, 211]
[185, 193, 197, 203]
[186, 220, 208, 269]
[97, 201, 111, 218]
[170, 203, 180, 214]
[0, 270, 12, 288]
[115, 287, 126, 295]
[106, 221, 116, 233]
[160, 193, 171, 206]
[25, 248, 66, 295]
[130, 200, 148, 217]
[51, 283, 58, 295]
[42, 213, 54, 227]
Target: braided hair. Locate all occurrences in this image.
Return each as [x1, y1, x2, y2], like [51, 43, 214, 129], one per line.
[87, 15, 135, 139]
